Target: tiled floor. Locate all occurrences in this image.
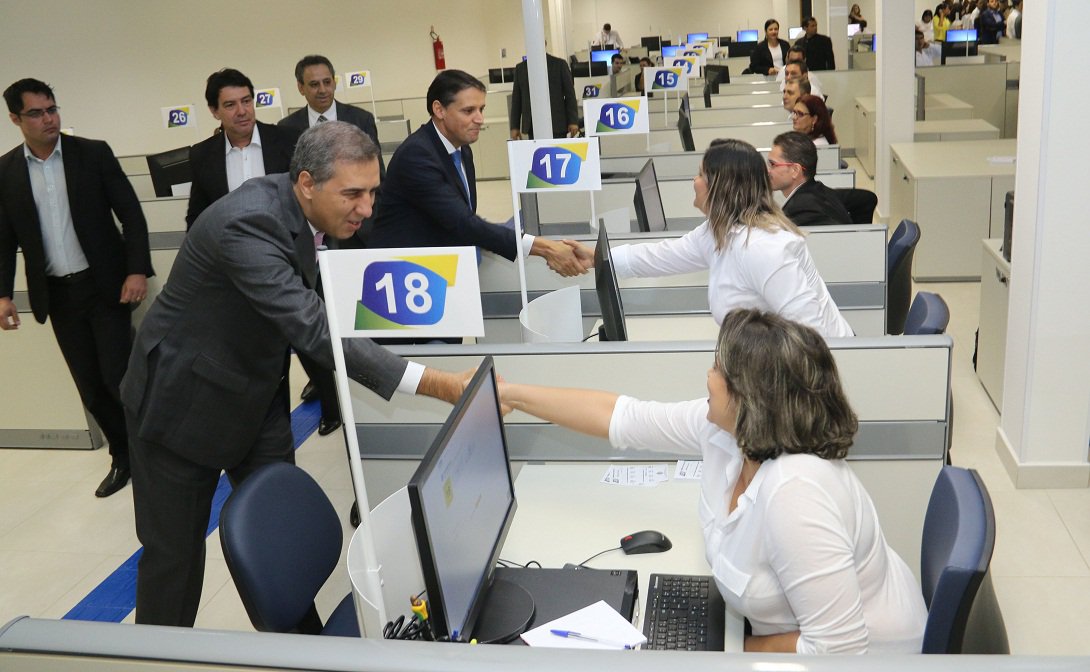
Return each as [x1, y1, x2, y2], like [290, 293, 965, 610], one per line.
[2, 168, 1089, 655]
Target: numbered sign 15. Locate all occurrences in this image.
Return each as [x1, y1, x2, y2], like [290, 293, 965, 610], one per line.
[356, 256, 459, 329]
[647, 67, 687, 92]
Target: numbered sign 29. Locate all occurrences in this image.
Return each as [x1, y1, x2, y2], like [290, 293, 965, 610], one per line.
[322, 248, 483, 337]
[344, 70, 371, 90]
[160, 105, 196, 129]
[254, 88, 281, 109]
[670, 56, 700, 78]
[645, 67, 688, 93]
[507, 139, 602, 193]
[583, 97, 649, 136]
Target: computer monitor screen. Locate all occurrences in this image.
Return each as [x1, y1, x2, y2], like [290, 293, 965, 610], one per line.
[945, 29, 978, 42]
[146, 146, 192, 198]
[704, 64, 730, 93]
[590, 49, 619, 63]
[847, 23, 862, 38]
[408, 357, 517, 642]
[633, 159, 668, 233]
[661, 45, 682, 58]
[789, 26, 805, 40]
[487, 67, 516, 84]
[641, 35, 662, 51]
[736, 29, 759, 43]
[687, 32, 709, 43]
[594, 227, 628, 342]
[677, 94, 695, 152]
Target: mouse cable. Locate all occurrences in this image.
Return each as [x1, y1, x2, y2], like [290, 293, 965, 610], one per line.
[496, 558, 542, 569]
[582, 331, 600, 342]
[576, 545, 623, 567]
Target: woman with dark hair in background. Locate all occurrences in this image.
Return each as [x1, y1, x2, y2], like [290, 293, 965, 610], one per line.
[792, 94, 838, 146]
[849, 3, 867, 29]
[749, 19, 790, 76]
[500, 309, 927, 653]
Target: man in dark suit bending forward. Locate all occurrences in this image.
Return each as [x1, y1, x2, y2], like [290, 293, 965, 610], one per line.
[121, 122, 468, 627]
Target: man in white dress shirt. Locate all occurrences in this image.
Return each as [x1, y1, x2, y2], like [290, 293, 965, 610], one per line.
[595, 23, 624, 49]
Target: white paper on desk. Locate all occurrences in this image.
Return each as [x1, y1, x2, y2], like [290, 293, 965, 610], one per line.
[520, 599, 647, 649]
[601, 464, 668, 486]
[674, 460, 703, 480]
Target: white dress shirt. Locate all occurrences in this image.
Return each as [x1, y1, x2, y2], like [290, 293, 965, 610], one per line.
[596, 28, 624, 48]
[307, 104, 337, 127]
[608, 396, 928, 654]
[24, 142, 89, 276]
[224, 125, 265, 193]
[777, 71, 825, 100]
[610, 221, 853, 337]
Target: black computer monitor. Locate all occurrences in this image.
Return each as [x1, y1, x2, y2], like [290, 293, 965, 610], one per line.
[687, 32, 709, 43]
[736, 29, 759, 43]
[590, 49, 619, 64]
[641, 35, 662, 51]
[661, 45, 683, 58]
[727, 41, 757, 59]
[633, 159, 668, 233]
[594, 227, 628, 342]
[487, 67, 516, 84]
[408, 357, 525, 643]
[704, 64, 730, 93]
[146, 146, 193, 198]
[943, 29, 979, 61]
[677, 95, 696, 152]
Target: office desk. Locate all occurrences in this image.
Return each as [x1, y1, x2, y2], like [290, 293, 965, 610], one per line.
[502, 463, 745, 651]
[976, 239, 1010, 410]
[888, 139, 1017, 281]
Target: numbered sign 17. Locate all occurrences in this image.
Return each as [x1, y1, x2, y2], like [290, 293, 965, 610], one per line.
[527, 146, 583, 189]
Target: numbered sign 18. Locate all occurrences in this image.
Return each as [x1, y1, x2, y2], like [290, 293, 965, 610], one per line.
[356, 257, 458, 329]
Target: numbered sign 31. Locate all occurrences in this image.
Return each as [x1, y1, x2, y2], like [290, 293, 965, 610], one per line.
[670, 56, 701, 78]
[580, 83, 603, 99]
[161, 105, 196, 129]
[344, 70, 371, 90]
[254, 88, 281, 109]
[583, 97, 649, 136]
[507, 139, 602, 193]
[322, 248, 483, 338]
[645, 67, 688, 93]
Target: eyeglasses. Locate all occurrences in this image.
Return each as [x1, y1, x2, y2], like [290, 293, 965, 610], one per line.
[19, 105, 60, 120]
[767, 159, 799, 170]
[791, 110, 811, 119]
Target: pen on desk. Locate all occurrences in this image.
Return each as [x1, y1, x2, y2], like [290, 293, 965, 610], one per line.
[550, 629, 634, 649]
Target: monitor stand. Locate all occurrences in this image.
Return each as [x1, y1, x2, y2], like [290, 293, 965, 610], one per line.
[470, 578, 535, 644]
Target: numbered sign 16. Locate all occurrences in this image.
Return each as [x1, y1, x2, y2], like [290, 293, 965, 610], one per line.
[507, 139, 602, 193]
[646, 67, 688, 92]
[583, 97, 650, 136]
[161, 104, 196, 129]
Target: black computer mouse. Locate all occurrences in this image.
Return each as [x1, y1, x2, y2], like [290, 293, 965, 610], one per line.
[620, 530, 673, 554]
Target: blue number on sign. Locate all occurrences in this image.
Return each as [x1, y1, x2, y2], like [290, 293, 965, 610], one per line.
[653, 70, 678, 88]
[684, 50, 698, 56]
[672, 59, 694, 73]
[583, 84, 600, 98]
[256, 92, 273, 106]
[530, 147, 581, 186]
[360, 261, 447, 326]
[168, 109, 188, 127]
[599, 104, 634, 130]
[350, 73, 366, 86]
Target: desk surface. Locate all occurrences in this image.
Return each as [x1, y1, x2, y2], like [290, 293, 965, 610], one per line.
[502, 463, 745, 651]
[891, 139, 1018, 178]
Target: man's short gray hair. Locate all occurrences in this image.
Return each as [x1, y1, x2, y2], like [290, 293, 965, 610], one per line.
[290, 121, 380, 186]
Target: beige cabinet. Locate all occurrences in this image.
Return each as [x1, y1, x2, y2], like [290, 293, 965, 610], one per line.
[976, 239, 1010, 410]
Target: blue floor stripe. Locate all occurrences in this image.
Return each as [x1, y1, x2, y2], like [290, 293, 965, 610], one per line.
[62, 399, 323, 622]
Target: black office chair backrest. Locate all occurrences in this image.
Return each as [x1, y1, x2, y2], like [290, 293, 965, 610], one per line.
[835, 188, 878, 224]
[920, 466, 1008, 654]
[886, 219, 921, 335]
[219, 462, 343, 634]
[904, 291, 951, 335]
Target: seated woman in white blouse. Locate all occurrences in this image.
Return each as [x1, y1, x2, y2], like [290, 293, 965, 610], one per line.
[500, 309, 929, 654]
[568, 139, 852, 338]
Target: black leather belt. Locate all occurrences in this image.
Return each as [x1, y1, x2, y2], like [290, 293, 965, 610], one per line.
[47, 268, 92, 285]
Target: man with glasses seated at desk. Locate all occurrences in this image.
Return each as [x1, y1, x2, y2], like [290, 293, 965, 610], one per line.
[768, 132, 851, 227]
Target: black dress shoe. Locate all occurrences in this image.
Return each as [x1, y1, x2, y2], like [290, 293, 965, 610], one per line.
[317, 417, 342, 436]
[301, 380, 319, 402]
[349, 501, 361, 528]
[95, 466, 131, 498]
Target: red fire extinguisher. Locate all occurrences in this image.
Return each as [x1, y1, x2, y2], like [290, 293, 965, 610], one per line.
[431, 27, 446, 70]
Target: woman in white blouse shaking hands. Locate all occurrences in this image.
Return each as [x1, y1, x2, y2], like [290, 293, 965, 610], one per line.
[568, 139, 852, 338]
[500, 309, 928, 654]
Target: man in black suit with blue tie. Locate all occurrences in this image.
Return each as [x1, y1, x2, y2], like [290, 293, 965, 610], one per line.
[368, 70, 586, 277]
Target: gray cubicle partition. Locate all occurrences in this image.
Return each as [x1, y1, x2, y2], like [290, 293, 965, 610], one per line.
[598, 145, 842, 179]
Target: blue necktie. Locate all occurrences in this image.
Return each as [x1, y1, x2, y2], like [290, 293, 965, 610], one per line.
[450, 149, 472, 207]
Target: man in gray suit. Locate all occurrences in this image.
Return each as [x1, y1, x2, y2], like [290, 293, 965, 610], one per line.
[120, 122, 466, 627]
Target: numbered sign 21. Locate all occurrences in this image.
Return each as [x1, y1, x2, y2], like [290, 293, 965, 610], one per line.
[645, 67, 688, 93]
[507, 139, 602, 193]
[583, 97, 650, 136]
[160, 105, 196, 129]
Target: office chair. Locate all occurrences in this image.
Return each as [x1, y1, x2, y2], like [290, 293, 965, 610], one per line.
[921, 466, 1009, 654]
[835, 188, 878, 223]
[886, 219, 921, 335]
[904, 291, 951, 335]
[219, 462, 359, 637]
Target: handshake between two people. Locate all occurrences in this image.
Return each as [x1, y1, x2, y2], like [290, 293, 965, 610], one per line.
[530, 238, 597, 278]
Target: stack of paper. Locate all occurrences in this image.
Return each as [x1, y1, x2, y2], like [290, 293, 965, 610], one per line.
[600, 464, 668, 486]
[520, 600, 646, 649]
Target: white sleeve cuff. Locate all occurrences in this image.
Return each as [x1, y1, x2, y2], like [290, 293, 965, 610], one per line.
[521, 233, 536, 259]
[397, 361, 426, 395]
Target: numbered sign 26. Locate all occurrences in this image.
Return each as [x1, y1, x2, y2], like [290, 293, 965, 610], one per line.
[507, 139, 602, 193]
[583, 97, 650, 136]
[645, 67, 688, 92]
[161, 105, 196, 129]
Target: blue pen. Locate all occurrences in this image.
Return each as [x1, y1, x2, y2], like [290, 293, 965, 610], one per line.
[550, 629, 634, 649]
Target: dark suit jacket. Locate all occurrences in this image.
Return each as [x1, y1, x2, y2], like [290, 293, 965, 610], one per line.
[749, 40, 790, 75]
[783, 179, 852, 227]
[185, 121, 300, 229]
[796, 33, 835, 71]
[0, 135, 153, 323]
[278, 101, 385, 176]
[510, 55, 579, 138]
[121, 173, 406, 468]
[368, 122, 518, 260]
